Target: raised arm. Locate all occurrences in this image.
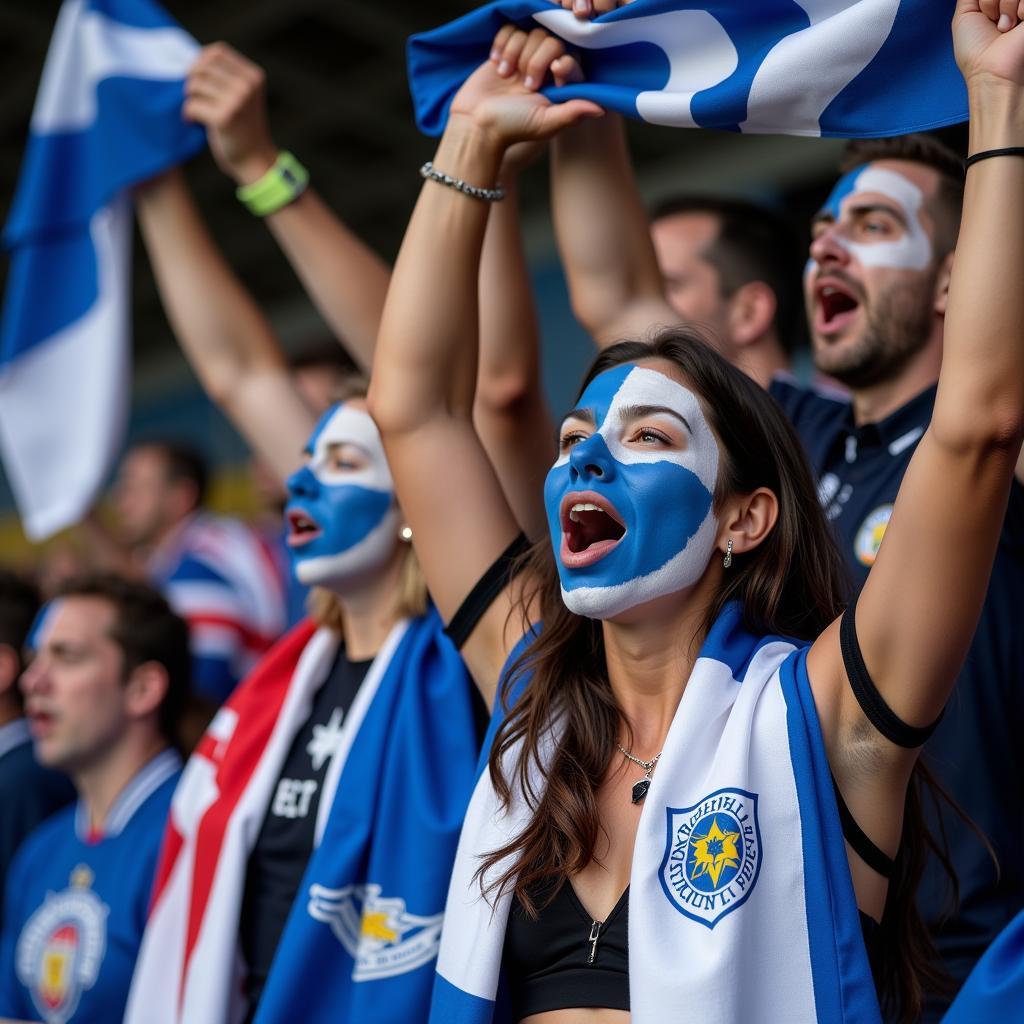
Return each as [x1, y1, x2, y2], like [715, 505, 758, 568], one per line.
[368, 46, 600, 698]
[550, 112, 679, 347]
[475, 150, 556, 539]
[184, 43, 391, 374]
[809, 1, 1024, 799]
[135, 169, 316, 483]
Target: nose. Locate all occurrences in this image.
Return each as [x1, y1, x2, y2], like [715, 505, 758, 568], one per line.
[808, 221, 851, 271]
[568, 434, 617, 484]
[19, 656, 47, 698]
[286, 465, 320, 500]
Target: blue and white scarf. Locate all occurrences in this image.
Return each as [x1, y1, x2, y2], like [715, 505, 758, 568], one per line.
[408, 0, 965, 140]
[430, 603, 881, 1023]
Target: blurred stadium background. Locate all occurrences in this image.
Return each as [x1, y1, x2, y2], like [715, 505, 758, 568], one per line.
[0, 0, 966, 560]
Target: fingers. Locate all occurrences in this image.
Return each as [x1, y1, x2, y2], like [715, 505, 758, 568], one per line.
[522, 34, 567, 89]
[551, 54, 584, 88]
[998, 0, 1019, 30]
[540, 98, 605, 134]
[491, 26, 576, 91]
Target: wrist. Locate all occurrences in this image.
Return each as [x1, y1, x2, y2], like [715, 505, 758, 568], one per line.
[434, 118, 505, 188]
[967, 77, 1024, 150]
[229, 146, 280, 186]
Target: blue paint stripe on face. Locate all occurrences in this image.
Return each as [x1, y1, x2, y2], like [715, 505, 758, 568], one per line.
[820, 167, 863, 222]
[305, 401, 346, 453]
[576, 363, 635, 430]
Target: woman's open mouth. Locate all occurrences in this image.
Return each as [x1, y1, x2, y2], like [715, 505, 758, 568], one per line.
[559, 491, 626, 569]
[286, 508, 323, 547]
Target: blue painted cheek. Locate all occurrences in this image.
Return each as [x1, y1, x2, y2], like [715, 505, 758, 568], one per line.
[548, 459, 714, 592]
[285, 484, 393, 566]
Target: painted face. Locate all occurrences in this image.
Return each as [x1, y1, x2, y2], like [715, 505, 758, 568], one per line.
[805, 162, 939, 386]
[20, 597, 130, 771]
[544, 364, 720, 620]
[284, 403, 401, 590]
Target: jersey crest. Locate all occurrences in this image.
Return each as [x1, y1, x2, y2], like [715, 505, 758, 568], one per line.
[659, 787, 762, 928]
[306, 881, 443, 981]
[15, 865, 109, 1024]
[854, 504, 893, 566]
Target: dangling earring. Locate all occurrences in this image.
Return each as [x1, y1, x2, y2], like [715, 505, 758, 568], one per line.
[399, 525, 413, 543]
[723, 538, 733, 569]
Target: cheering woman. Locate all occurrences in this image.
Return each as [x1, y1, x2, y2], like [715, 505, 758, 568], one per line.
[368, 4, 1024, 1022]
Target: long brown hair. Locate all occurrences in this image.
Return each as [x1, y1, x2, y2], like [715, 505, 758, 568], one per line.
[480, 328, 952, 1022]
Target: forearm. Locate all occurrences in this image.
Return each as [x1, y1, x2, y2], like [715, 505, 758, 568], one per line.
[261, 187, 391, 373]
[476, 175, 555, 536]
[136, 169, 288, 399]
[552, 114, 675, 346]
[937, 81, 1024, 447]
[136, 169, 315, 481]
[372, 122, 502, 434]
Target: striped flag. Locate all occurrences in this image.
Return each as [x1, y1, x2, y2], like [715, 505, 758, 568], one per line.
[0, 0, 203, 540]
[408, 0, 967, 139]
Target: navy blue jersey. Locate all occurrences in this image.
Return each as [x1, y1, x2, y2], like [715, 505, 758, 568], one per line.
[0, 749, 180, 1024]
[0, 720, 75, 922]
[771, 376, 1024, 1010]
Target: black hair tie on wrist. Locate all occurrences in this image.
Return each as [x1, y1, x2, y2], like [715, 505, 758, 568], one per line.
[965, 147, 1024, 169]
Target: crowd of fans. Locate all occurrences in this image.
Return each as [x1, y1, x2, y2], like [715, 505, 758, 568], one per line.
[1, 4, 1024, 1023]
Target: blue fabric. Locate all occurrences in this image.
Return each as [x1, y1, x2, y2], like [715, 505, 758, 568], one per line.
[407, 0, 965, 139]
[252, 610, 480, 1024]
[943, 908, 1024, 1022]
[0, 770, 178, 1024]
[780, 648, 881, 1023]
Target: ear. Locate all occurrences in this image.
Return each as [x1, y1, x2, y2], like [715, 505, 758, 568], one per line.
[726, 281, 777, 347]
[933, 251, 954, 317]
[123, 661, 169, 723]
[717, 487, 778, 558]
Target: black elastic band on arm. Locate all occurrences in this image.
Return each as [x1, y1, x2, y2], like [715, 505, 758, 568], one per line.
[831, 775, 895, 879]
[840, 597, 943, 748]
[443, 533, 531, 651]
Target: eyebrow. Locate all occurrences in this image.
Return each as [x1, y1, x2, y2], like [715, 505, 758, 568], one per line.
[813, 200, 907, 228]
[560, 407, 597, 429]
[618, 403, 692, 432]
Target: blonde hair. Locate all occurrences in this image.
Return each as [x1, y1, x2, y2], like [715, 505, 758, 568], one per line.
[306, 541, 428, 630]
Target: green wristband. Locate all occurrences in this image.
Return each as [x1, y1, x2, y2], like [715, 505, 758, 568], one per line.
[236, 151, 309, 217]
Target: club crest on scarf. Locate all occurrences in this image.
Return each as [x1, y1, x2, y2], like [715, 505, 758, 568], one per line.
[285, 403, 401, 588]
[15, 864, 108, 1024]
[545, 364, 719, 620]
[306, 881, 444, 981]
[659, 788, 762, 928]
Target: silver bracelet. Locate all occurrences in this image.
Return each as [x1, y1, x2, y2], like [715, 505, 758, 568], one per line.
[419, 161, 505, 202]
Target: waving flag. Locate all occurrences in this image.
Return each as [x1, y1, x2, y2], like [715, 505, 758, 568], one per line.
[408, 0, 967, 139]
[0, 0, 203, 540]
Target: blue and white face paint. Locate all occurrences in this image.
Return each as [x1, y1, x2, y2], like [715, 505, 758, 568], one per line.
[285, 403, 401, 591]
[819, 165, 931, 271]
[544, 365, 720, 620]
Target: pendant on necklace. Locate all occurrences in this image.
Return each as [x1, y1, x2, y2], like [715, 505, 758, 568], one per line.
[631, 778, 651, 804]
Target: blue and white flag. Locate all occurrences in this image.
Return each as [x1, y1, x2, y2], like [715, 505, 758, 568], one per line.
[943, 908, 1024, 1023]
[408, 0, 966, 139]
[0, 0, 203, 540]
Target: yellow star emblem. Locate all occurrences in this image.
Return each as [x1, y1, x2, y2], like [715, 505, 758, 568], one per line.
[361, 911, 398, 944]
[689, 816, 741, 889]
[70, 864, 94, 889]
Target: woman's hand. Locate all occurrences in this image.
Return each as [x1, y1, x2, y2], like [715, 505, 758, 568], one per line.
[955, 1, 1024, 87]
[448, 27, 602, 153]
[184, 43, 278, 185]
[556, 0, 633, 20]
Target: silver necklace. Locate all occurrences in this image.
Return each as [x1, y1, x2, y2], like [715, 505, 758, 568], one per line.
[616, 744, 662, 804]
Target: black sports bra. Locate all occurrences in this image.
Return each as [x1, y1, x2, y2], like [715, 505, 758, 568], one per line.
[503, 883, 882, 1019]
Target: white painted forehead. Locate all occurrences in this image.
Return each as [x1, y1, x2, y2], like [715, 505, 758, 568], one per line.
[600, 366, 719, 492]
[307, 404, 393, 490]
[846, 166, 925, 217]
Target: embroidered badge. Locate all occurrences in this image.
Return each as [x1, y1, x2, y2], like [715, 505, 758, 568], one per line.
[307, 882, 443, 980]
[854, 504, 893, 567]
[15, 865, 109, 1024]
[660, 788, 762, 928]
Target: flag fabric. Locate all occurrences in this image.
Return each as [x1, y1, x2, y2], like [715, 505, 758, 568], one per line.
[0, 0, 203, 541]
[125, 609, 480, 1024]
[942, 909, 1024, 1023]
[408, 0, 966, 139]
[430, 603, 882, 1024]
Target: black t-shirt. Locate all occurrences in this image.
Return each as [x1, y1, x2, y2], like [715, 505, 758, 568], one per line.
[771, 376, 1024, 1013]
[239, 649, 372, 1017]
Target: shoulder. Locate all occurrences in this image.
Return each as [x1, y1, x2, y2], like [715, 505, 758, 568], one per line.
[768, 373, 850, 432]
